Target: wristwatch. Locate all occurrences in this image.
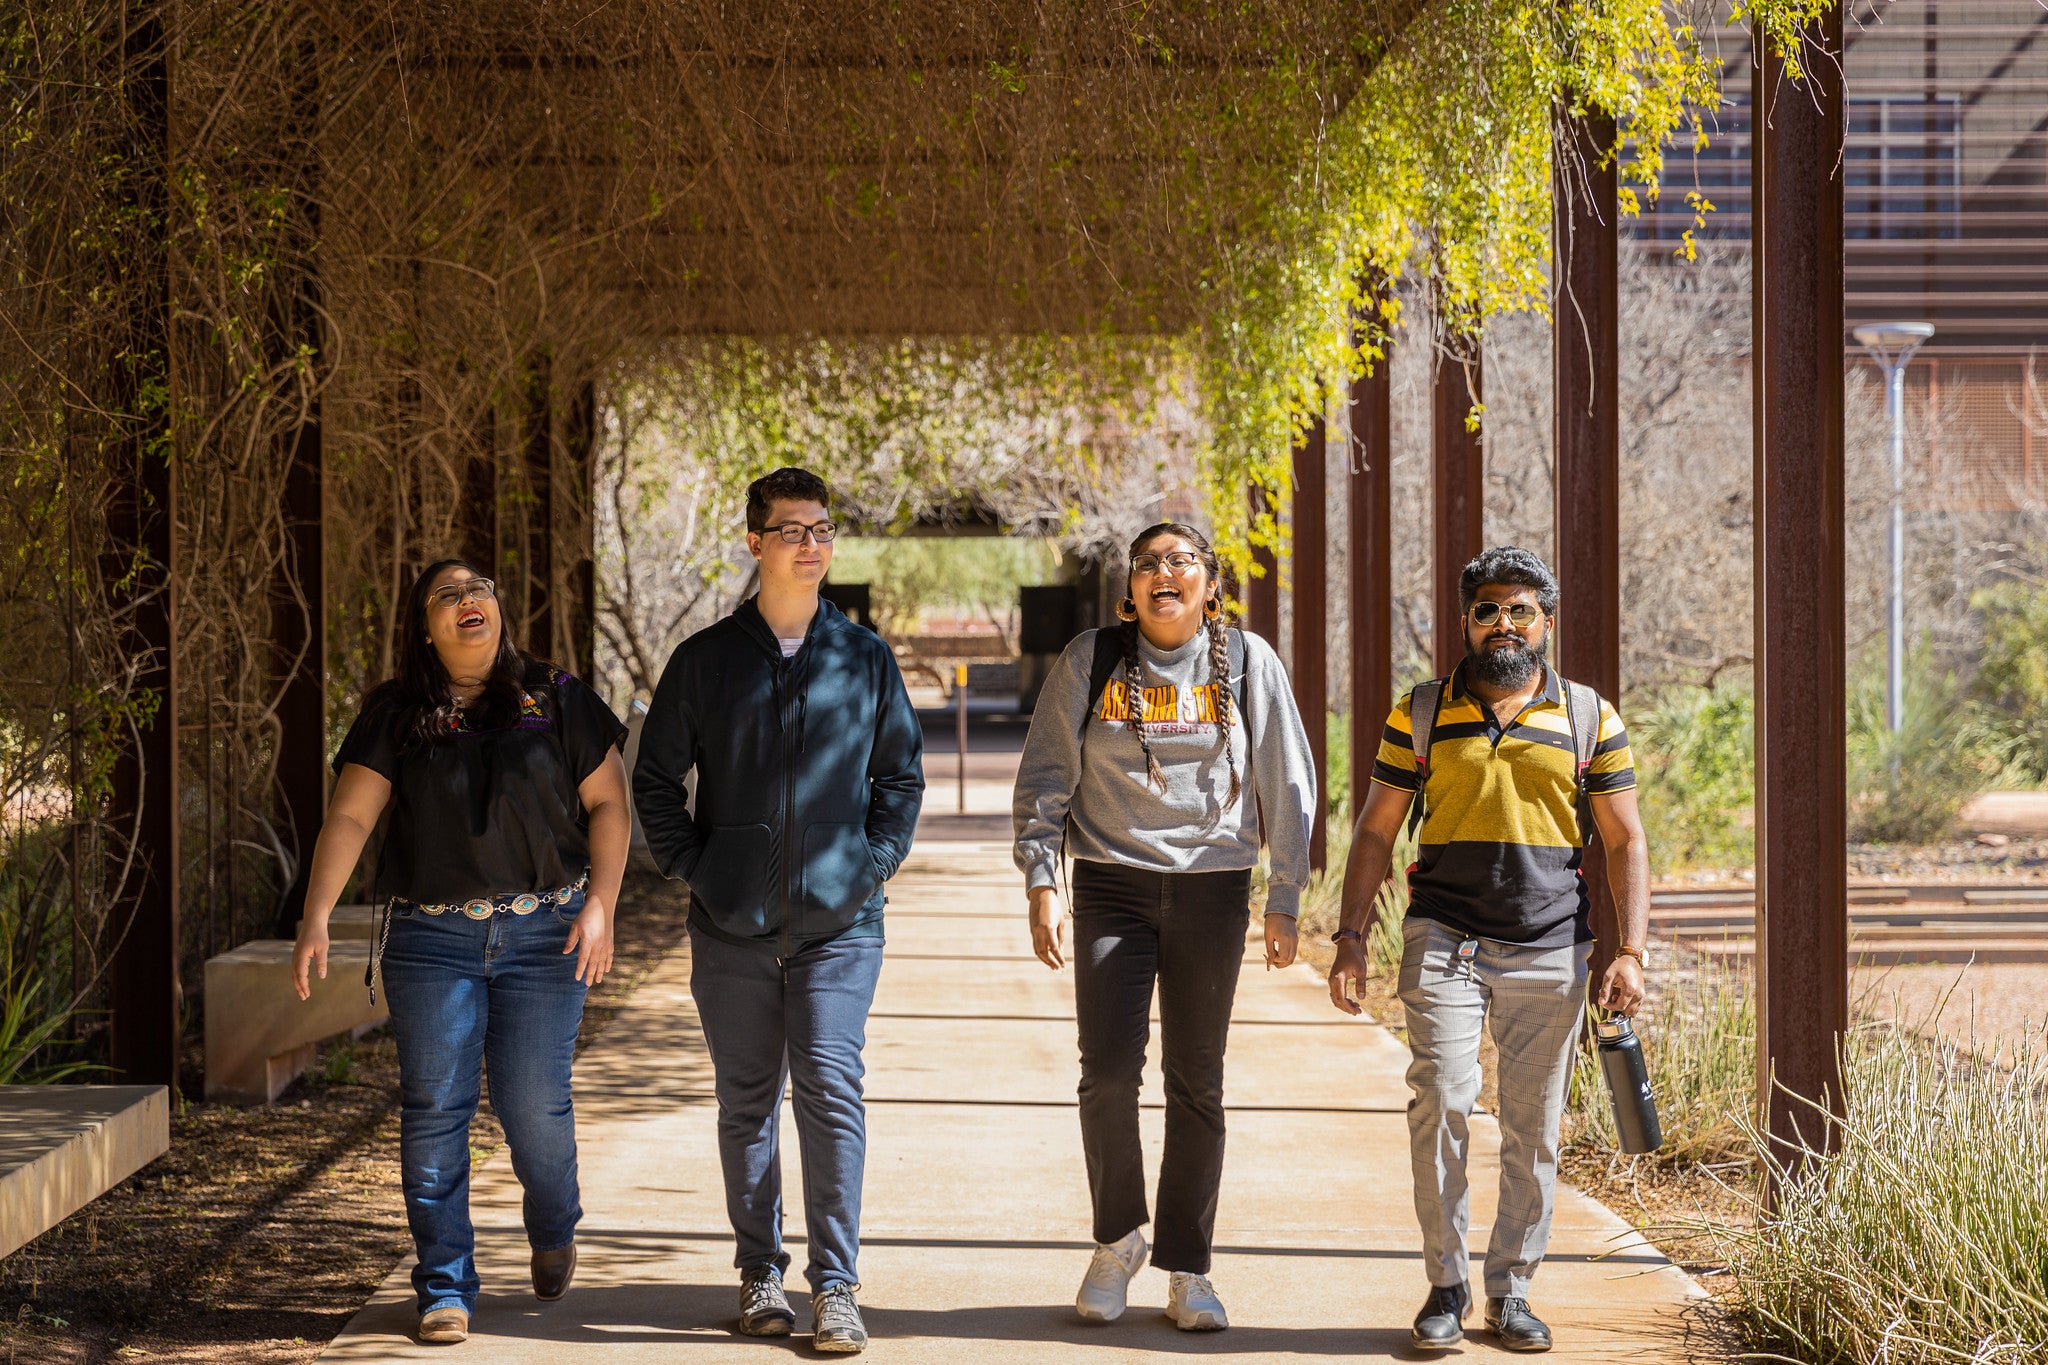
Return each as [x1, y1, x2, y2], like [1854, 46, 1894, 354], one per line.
[1332, 928, 1363, 945]
[1615, 943, 1649, 968]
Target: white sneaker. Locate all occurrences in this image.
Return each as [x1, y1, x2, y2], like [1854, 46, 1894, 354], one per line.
[1075, 1229, 1148, 1322]
[1165, 1271, 1228, 1331]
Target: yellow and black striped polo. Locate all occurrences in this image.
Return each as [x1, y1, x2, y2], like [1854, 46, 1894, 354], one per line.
[1371, 662, 1635, 948]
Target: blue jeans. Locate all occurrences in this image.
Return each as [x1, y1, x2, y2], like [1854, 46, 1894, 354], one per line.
[381, 892, 589, 1314]
[688, 924, 884, 1294]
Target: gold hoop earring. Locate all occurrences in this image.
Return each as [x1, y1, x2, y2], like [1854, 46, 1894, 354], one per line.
[1115, 597, 1139, 622]
[1203, 597, 1222, 621]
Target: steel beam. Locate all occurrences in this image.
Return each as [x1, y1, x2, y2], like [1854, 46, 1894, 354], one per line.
[1754, 11, 1849, 1162]
[1553, 105, 1623, 980]
[522, 354, 555, 658]
[460, 404, 498, 575]
[1293, 414, 1329, 870]
[271, 50, 326, 938]
[1246, 484, 1280, 645]
[565, 380, 598, 681]
[1348, 292, 1393, 819]
[270, 344, 324, 936]
[1432, 331, 1484, 674]
[105, 7, 179, 1088]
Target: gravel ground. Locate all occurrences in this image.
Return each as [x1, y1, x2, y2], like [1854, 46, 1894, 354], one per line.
[1853, 961, 2048, 1057]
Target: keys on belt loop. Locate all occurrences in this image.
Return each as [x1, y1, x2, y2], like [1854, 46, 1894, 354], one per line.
[1454, 936, 1480, 982]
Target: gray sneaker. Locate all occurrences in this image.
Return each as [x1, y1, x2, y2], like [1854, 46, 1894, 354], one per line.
[739, 1265, 795, 1336]
[812, 1283, 869, 1353]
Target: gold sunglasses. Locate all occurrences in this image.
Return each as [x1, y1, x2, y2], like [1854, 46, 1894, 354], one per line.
[1469, 601, 1542, 629]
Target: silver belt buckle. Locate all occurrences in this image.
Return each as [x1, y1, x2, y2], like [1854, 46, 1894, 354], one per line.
[461, 898, 495, 920]
[510, 893, 541, 916]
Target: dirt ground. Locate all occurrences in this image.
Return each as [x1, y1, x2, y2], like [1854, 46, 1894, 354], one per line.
[0, 868, 691, 1365]
[1854, 960, 2048, 1058]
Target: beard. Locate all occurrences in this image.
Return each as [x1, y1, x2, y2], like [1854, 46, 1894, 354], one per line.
[1465, 630, 1546, 689]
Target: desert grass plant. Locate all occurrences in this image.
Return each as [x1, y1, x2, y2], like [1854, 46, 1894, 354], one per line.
[1629, 683, 1755, 875]
[1709, 1022, 2048, 1365]
[1848, 644, 2006, 845]
[1295, 817, 1414, 983]
[1566, 956, 1756, 1170]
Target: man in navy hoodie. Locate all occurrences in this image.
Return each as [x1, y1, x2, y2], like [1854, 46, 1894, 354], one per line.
[633, 466, 924, 1353]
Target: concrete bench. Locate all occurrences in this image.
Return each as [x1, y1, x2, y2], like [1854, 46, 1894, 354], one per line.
[0, 1084, 168, 1259]
[204, 939, 387, 1105]
[319, 903, 380, 940]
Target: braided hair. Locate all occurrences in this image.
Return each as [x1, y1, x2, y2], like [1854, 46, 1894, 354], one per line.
[1120, 522, 1242, 808]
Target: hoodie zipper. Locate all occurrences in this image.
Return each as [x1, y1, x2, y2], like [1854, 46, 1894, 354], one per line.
[781, 653, 796, 960]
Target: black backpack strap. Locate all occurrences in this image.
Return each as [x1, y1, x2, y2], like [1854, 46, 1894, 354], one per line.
[1562, 677, 1602, 844]
[1087, 627, 1125, 722]
[1404, 678, 1448, 841]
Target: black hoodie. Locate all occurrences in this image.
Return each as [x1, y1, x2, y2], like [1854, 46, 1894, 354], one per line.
[633, 595, 925, 952]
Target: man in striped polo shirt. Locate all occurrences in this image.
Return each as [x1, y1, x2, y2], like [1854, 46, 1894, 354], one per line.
[1327, 546, 1649, 1354]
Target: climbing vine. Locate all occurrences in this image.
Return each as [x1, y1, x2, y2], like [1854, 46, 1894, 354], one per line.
[1190, 0, 1735, 571]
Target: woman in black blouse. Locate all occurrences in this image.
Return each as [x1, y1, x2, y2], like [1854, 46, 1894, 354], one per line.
[292, 559, 630, 1345]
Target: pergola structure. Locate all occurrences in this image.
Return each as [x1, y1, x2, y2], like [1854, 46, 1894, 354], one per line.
[94, 0, 1848, 1160]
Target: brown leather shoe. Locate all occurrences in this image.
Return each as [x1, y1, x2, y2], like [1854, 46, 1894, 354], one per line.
[532, 1242, 578, 1301]
[417, 1306, 469, 1343]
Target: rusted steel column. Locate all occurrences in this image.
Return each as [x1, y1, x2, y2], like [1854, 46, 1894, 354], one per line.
[522, 353, 555, 658]
[1754, 10, 1849, 1163]
[459, 405, 498, 575]
[106, 7, 180, 1087]
[566, 380, 598, 681]
[1246, 484, 1280, 644]
[271, 345, 324, 935]
[1432, 330, 1484, 674]
[1554, 105, 1623, 980]
[1293, 413, 1329, 870]
[1348, 295, 1393, 812]
[271, 54, 326, 938]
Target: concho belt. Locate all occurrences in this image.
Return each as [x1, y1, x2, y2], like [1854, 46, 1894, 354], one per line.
[366, 870, 591, 1005]
[402, 870, 590, 920]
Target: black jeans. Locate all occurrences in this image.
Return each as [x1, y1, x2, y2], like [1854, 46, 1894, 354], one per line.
[1071, 858, 1253, 1274]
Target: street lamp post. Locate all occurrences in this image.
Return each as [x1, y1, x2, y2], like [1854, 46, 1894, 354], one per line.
[1852, 321, 1935, 737]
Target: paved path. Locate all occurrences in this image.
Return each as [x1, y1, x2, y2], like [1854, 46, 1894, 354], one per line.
[321, 839, 1703, 1362]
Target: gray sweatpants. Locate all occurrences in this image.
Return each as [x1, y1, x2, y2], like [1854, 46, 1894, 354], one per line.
[1397, 915, 1590, 1300]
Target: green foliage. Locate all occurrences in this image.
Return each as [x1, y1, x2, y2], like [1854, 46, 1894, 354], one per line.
[314, 1040, 360, 1088]
[1324, 710, 1351, 822]
[1195, 0, 1729, 568]
[0, 826, 95, 1085]
[1630, 684, 1755, 874]
[1971, 581, 2048, 783]
[1847, 645, 2002, 846]
[828, 538, 1060, 638]
[1713, 1023, 2048, 1364]
[1566, 958, 1755, 1168]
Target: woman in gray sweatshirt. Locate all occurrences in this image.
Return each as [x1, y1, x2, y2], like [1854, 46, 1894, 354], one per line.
[1011, 521, 1316, 1334]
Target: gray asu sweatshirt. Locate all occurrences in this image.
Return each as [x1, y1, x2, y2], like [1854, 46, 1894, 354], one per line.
[1011, 627, 1318, 917]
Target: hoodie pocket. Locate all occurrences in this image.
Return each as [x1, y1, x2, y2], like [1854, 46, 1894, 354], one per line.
[687, 823, 775, 937]
[799, 822, 880, 931]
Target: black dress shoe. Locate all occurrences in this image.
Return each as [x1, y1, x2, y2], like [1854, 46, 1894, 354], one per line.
[1486, 1296, 1554, 1352]
[532, 1242, 577, 1301]
[1411, 1282, 1470, 1348]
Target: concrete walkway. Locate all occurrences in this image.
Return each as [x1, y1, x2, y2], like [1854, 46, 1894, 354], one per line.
[321, 837, 1703, 1362]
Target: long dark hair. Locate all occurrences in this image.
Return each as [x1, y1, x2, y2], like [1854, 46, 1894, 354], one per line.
[1119, 522, 1242, 808]
[367, 558, 532, 751]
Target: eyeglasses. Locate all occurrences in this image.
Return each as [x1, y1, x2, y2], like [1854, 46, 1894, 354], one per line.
[762, 521, 837, 545]
[426, 578, 496, 609]
[1131, 551, 1202, 576]
[1469, 601, 1542, 629]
